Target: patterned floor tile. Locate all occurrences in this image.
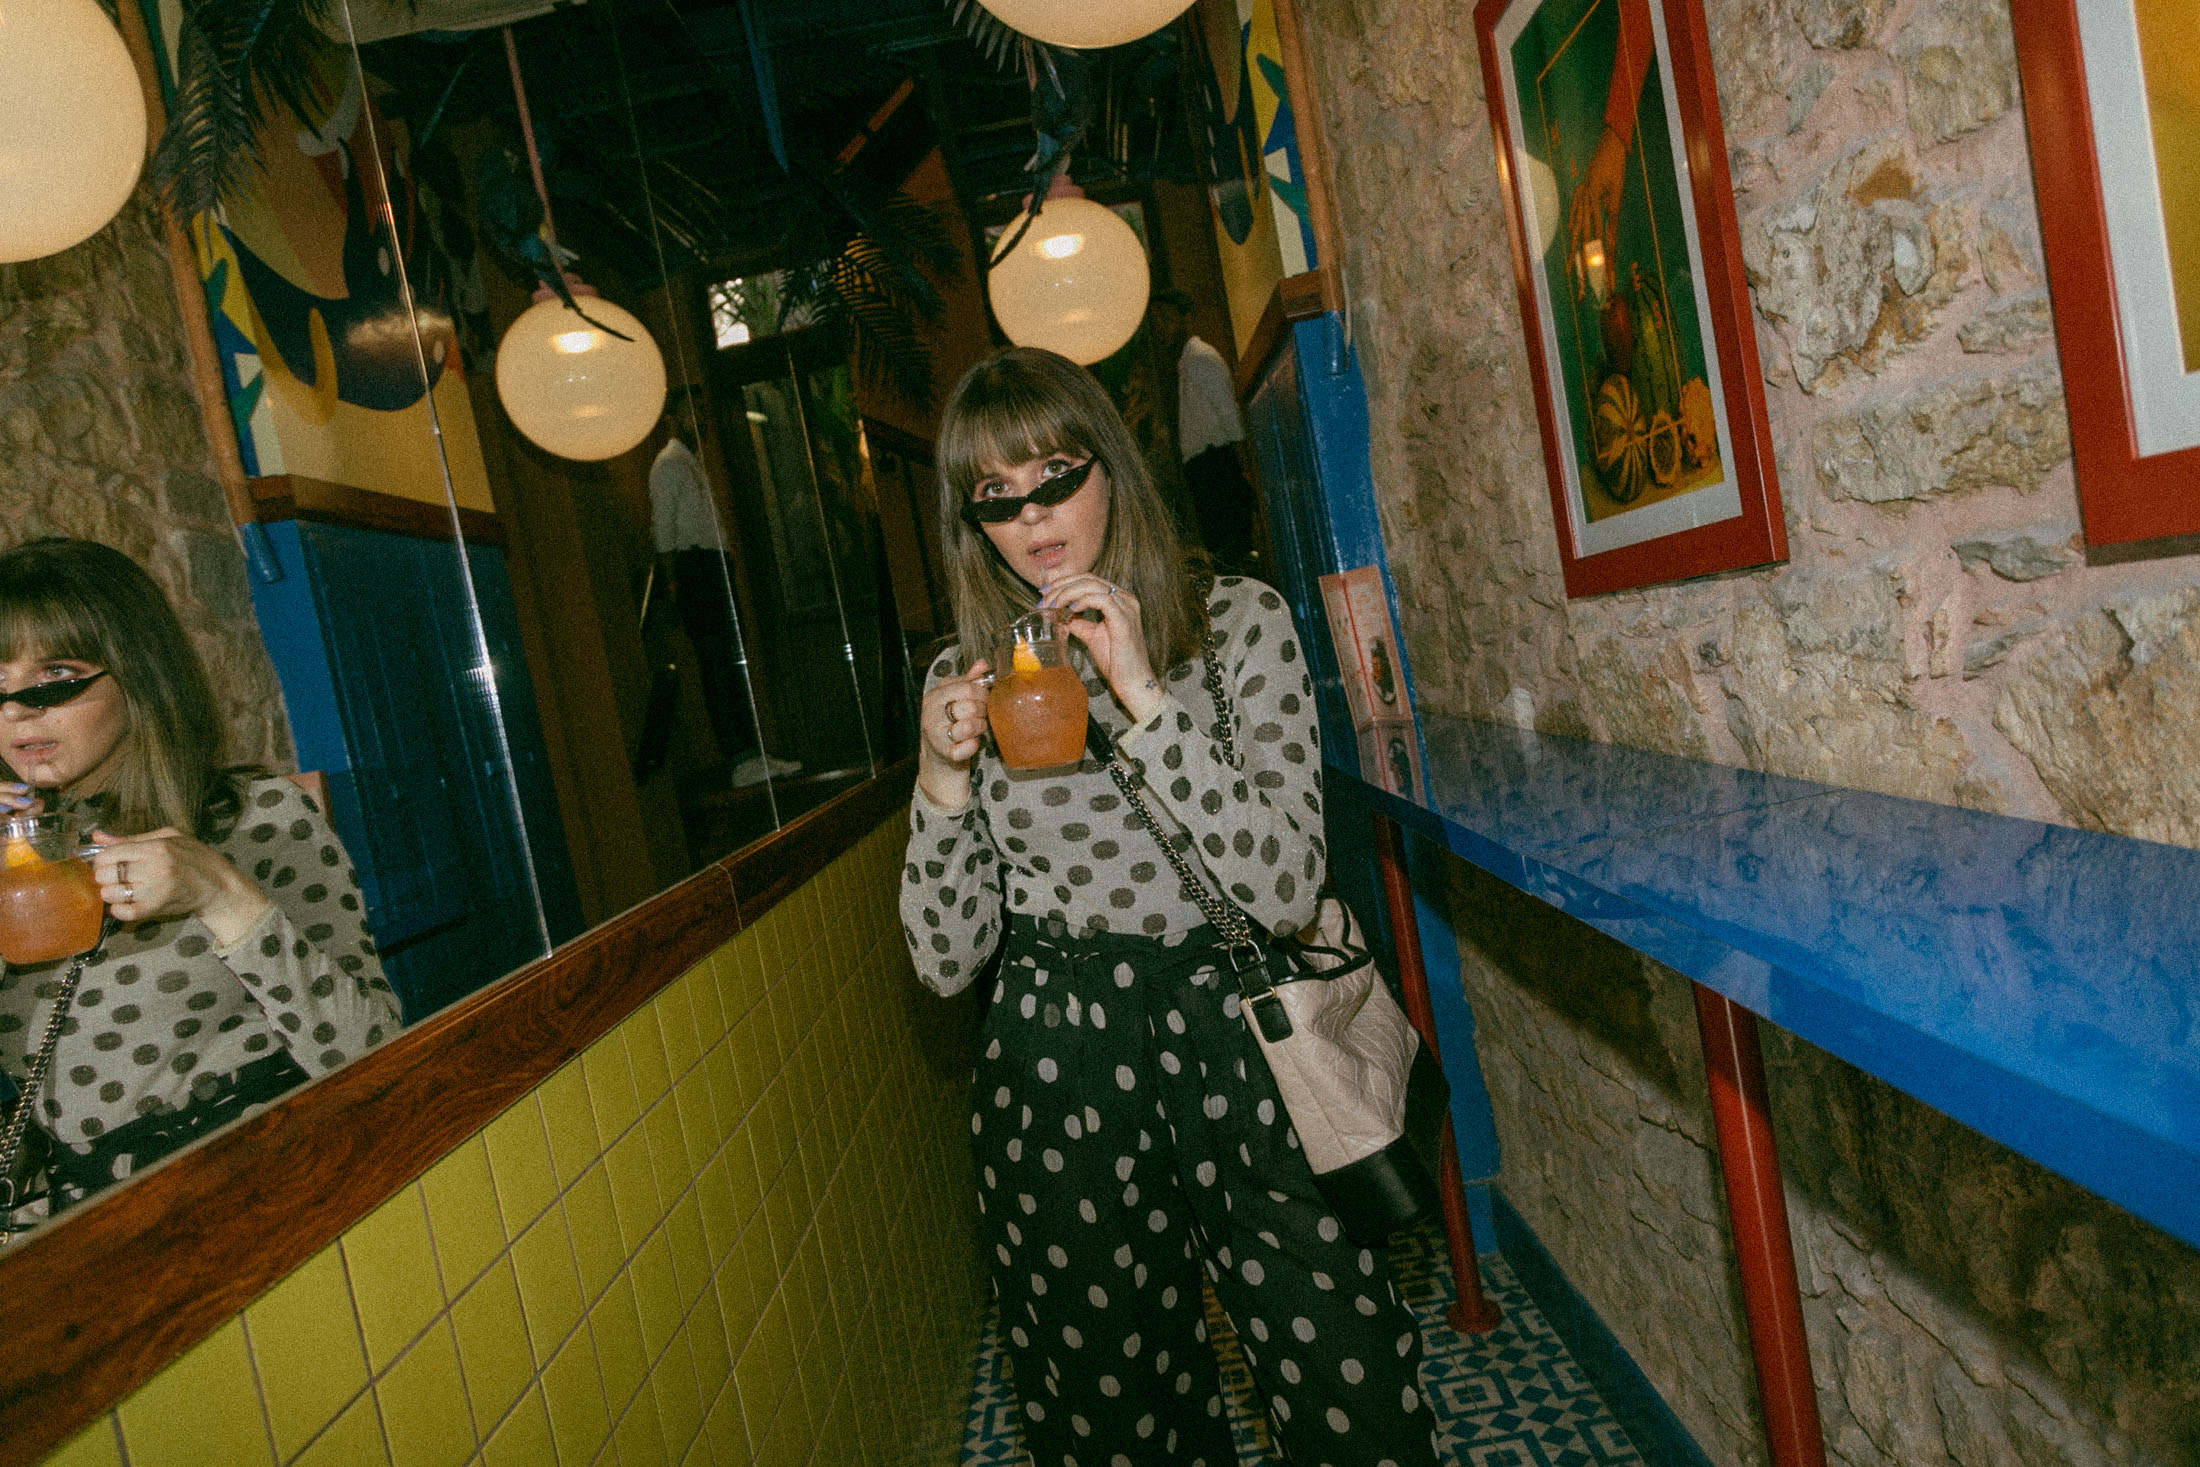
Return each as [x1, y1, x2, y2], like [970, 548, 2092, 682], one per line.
[961, 1217, 1644, 1465]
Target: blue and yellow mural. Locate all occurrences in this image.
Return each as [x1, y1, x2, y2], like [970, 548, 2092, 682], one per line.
[1194, 0, 1318, 353]
[147, 8, 495, 512]
[1243, 0, 1315, 278]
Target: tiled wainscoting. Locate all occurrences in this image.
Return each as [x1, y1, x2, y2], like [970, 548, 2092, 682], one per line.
[40, 816, 986, 1467]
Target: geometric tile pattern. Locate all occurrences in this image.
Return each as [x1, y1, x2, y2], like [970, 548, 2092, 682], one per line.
[965, 1216, 1643, 1466]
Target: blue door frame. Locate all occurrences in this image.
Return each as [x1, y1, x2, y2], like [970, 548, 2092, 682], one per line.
[1241, 312, 1501, 1223]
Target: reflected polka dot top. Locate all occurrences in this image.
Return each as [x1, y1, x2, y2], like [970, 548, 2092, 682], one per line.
[0, 777, 399, 1148]
[902, 577, 1325, 996]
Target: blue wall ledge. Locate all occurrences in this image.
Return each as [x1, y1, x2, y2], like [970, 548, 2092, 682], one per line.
[1333, 716, 2200, 1252]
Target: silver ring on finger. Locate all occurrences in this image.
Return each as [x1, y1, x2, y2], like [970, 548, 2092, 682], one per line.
[122, 885, 134, 905]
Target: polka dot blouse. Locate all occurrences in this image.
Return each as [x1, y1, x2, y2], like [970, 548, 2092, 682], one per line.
[902, 577, 1325, 996]
[0, 777, 400, 1146]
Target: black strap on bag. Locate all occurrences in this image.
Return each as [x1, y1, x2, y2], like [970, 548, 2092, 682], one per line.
[0, 918, 113, 1239]
[1086, 637, 1450, 1244]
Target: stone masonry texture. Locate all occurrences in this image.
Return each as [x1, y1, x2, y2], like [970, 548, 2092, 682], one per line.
[1302, 0, 2200, 1462]
[0, 194, 290, 771]
[1446, 859, 2200, 1467]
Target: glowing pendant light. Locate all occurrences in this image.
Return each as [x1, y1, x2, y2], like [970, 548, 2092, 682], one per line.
[491, 28, 666, 460]
[987, 175, 1150, 365]
[0, 0, 148, 262]
[496, 280, 667, 461]
[976, 0, 1195, 49]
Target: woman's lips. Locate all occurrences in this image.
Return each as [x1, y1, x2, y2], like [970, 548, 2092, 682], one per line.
[1028, 540, 1068, 568]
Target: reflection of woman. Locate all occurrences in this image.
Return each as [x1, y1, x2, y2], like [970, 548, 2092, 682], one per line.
[903, 351, 1438, 1465]
[0, 539, 398, 1211]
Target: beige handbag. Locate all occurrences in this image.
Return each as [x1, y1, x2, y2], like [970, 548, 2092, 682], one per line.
[1091, 640, 1447, 1245]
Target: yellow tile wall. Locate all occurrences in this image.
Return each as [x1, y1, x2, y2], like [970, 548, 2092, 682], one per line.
[42, 817, 985, 1467]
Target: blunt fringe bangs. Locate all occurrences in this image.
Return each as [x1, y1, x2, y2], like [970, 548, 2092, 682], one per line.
[0, 538, 239, 838]
[936, 348, 1207, 676]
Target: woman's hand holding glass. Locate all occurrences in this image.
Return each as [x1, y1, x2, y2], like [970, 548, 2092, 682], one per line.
[1039, 574, 1165, 724]
[91, 828, 274, 948]
[918, 659, 992, 811]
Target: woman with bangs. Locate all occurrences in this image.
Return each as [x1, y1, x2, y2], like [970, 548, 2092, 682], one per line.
[902, 350, 1437, 1465]
[0, 537, 397, 1214]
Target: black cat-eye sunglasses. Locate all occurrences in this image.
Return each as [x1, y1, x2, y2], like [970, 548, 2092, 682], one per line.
[959, 456, 1104, 528]
[0, 670, 110, 711]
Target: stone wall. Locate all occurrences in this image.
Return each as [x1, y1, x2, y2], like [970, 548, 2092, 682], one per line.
[1301, 0, 2198, 840]
[0, 196, 289, 771]
[1296, 0, 2200, 1463]
[1448, 858, 2200, 1467]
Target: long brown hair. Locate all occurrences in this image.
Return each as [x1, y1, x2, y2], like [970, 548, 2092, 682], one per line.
[935, 348, 1207, 674]
[0, 538, 242, 838]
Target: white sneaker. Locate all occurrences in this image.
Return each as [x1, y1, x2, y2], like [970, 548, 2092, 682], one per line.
[729, 753, 804, 788]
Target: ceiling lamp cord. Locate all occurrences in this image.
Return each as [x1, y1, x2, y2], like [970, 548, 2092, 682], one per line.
[491, 24, 668, 462]
[503, 26, 563, 258]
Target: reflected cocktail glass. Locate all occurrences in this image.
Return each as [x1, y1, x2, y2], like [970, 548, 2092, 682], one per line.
[0, 814, 105, 966]
[987, 612, 1089, 771]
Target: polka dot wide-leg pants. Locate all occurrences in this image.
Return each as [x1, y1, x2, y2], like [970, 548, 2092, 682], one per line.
[972, 917, 1438, 1467]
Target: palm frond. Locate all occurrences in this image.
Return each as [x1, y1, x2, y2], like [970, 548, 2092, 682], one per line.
[776, 221, 946, 407]
[943, 0, 1058, 92]
[835, 270, 936, 405]
[151, 0, 349, 218]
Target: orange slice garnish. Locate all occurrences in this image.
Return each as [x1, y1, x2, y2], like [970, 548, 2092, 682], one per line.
[2, 835, 42, 869]
[1011, 641, 1042, 674]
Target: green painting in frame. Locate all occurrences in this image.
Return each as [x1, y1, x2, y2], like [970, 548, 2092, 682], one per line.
[1476, 0, 1785, 596]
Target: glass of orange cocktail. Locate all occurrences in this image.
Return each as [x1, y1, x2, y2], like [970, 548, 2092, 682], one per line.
[0, 814, 106, 966]
[987, 612, 1089, 770]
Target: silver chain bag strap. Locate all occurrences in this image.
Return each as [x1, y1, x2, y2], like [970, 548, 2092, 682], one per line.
[0, 928, 108, 1239]
[1091, 623, 1445, 1245]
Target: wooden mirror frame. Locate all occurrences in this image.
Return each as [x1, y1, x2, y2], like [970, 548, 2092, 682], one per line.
[0, 761, 915, 1467]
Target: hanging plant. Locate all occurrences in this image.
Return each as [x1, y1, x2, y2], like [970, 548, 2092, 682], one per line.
[779, 188, 960, 406]
[149, 0, 346, 219]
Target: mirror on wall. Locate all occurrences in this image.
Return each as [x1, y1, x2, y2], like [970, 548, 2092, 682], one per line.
[0, 0, 938, 1239]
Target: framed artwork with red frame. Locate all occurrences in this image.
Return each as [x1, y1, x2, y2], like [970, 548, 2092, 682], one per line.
[1474, 0, 1785, 598]
[2010, 0, 2200, 552]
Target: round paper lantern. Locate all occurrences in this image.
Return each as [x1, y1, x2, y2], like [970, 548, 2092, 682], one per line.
[988, 190, 1150, 366]
[0, 0, 148, 263]
[976, 0, 1194, 49]
[495, 288, 667, 461]
[1521, 152, 1561, 258]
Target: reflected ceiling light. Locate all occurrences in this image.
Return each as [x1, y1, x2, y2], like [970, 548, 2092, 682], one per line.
[0, 0, 148, 263]
[988, 176, 1149, 365]
[976, 0, 1195, 49]
[1520, 152, 1560, 258]
[497, 282, 667, 461]
[491, 25, 666, 460]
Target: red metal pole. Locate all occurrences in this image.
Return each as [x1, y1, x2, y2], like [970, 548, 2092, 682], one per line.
[1372, 813, 1502, 1335]
[1691, 984, 1827, 1467]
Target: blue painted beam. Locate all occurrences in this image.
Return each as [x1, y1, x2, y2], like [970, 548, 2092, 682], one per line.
[1334, 715, 2200, 1252]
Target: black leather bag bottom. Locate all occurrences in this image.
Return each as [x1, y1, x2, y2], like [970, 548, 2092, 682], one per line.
[1314, 1041, 1452, 1247]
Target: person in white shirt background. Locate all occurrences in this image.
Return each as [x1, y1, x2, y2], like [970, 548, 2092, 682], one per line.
[1147, 286, 1260, 576]
[649, 389, 801, 789]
